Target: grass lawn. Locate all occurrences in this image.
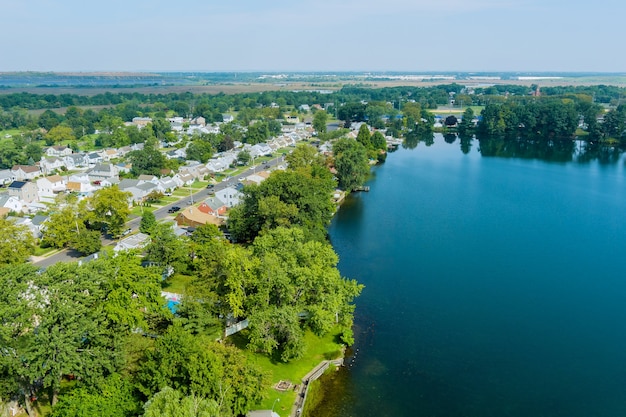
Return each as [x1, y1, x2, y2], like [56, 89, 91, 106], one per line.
[130, 205, 158, 217]
[162, 273, 194, 294]
[34, 246, 58, 257]
[0, 128, 23, 140]
[230, 328, 345, 415]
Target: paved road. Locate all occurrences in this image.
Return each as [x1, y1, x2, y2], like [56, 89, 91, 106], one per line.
[32, 155, 287, 268]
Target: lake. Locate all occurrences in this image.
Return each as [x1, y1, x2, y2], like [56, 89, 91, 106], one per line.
[319, 134, 626, 417]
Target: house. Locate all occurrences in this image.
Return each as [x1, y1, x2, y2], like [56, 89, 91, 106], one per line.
[45, 145, 72, 157]
[87, 163, 119, 181]
[114, 232, 150, 252]
[131, 117, 152, 128]
[39, 156, 67, 175]
[222, 114, 234, 123]
[86, 152, 104, 166]
[36, 175, 66, 199]
[30, 214, 49, 239]
[215, 186, 242, 208]
[11, 165, 41, 181]
[175, 207, 225, 228]
[0, 169, 16, 186]
[174, 172, 195, 186]
[64, 153, 89, 169]
[190, 116, 206, 126]
[0, 194, 23, 213]
[8, 181, 39, 203]
[101, 149, 119, 161]
[198, 196, 227, 216]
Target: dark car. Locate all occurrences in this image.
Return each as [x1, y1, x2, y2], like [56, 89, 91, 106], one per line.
[167, 206, 181, 213]
[206, 184, 214, 189]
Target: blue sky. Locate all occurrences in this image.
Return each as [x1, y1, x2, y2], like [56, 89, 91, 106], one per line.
[1, 0, 624, 73]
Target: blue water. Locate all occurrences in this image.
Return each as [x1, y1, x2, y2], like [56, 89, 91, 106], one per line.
[324, 136, 626, 417]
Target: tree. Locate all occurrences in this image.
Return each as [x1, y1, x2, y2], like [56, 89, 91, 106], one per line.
[69, 229, 102, 255]
[50, 374, 140, 417]
[370, 131, 387, 151]
[140, 211, 157, 235]
[237, 149, 251, 166]
[143, 387, 221, 417]
[355, 124, 372, 149]
[128, 138, 166, 177]
[312, 110, 328, 134]
[227, 169, 336, 243]
[0, 218, 35, 265]
[137, 325, 268, 416]
[333, 138, 369, 191]
[84, 186, 132, 237]
[46, 125, 75, 144]
[145, 223, 189, 273]
[285, 143, 326, 170]
[458, 107, 475, 136]
[41, 204, 85, 249]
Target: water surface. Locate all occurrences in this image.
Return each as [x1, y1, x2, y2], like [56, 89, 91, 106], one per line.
[324, 135, 626, 417]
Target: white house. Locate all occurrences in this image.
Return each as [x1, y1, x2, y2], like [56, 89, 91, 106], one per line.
[114, 232, 150, 253]
[0, 169, 16, 186]
[36, 175, 67, 199]
[215, 186, 242, 208]
[45, 145, 72, 157]
[11, 165, 41, 181]
[0, 194, 23, 213]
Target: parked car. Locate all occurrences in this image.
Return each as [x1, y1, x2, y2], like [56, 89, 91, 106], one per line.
[206, 184, 214, 189]
[121, 228, 132, 236]
[167, 206, 181, 213]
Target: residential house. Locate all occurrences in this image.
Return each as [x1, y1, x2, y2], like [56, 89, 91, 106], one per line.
[0, 169, 16, 186]
[114, 232, 150, 253]
[11, 165, 41, 181]
[86, 152, 104, 166]
[101, 149, 119, 161]
[8, 181, 39, 203]
[215, 186, 242, 208]
[64, 153, 88, 169]
[39, 157, 66, 175]
[30, 214, 49, 239]
[45, 145, 72, 157]
[131, 117, 152, 128]
[190, 116, 206, 126]
[174, 172, 195, 186]
[0, 194, 23, 213]
[175, 207, 225, 228]
[36, 175, 66, 199]
[198, 196, 227, 216]
[222, 114, 234, 123]
[87, 163, 119, 181]
[159, 176, 178, 193]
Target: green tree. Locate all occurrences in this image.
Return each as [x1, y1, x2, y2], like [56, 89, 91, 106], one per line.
[333, 138, 369, 191]
[237, 149, 251, 166]
[355, 124, 372, 149]
[143, 387, 221, 417]
[137, 325, 268, 416]
[129, 138, 166, 176]
[312, 110, 328, 134]
[228, 169, 336, 243]
[0, 218, 35, 265]
[41, 204, 85, 249]
[50, 374, 140, 417]
[140, 211, 157, 235]
[285, 143, 326, 170]
[69, 229, 102, 255]
[145, 223, 188, 273]
[458, 107, 475, 136]
[46, 125, 75, 144]
[84, 186, 132, 237]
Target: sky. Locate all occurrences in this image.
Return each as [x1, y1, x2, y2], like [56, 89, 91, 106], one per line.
[1, 0, 624, 73]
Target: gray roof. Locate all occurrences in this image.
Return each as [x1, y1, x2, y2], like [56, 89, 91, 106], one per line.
[118, 179, 140, 189]
[31, 214, 49, 226]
